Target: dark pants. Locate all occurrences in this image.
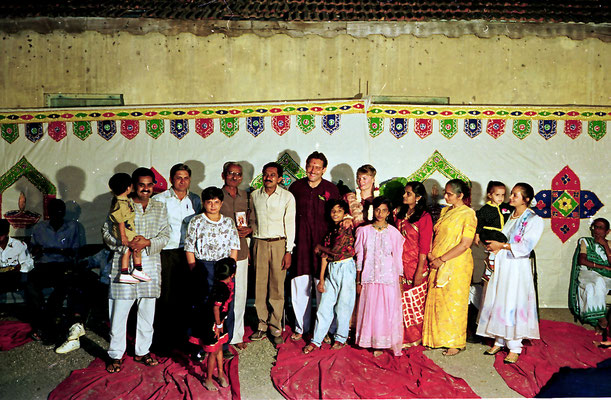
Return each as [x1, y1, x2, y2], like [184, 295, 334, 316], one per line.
[26, 262, 70, 333]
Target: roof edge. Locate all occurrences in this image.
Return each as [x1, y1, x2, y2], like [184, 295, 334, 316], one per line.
[0, 18, 609, 41]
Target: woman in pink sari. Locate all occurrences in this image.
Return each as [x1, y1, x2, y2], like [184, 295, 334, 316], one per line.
[394, 181, 433, 347]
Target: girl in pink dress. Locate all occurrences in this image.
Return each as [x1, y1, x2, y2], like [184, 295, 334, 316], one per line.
[355, 196, 405, 357]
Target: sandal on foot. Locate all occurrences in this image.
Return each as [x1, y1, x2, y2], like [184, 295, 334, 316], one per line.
[331, 342, 346, 350]
[218, 375, 229, 388]
[442, 347, 465, 356]
[484, 346, 502, 355]
[134, 353, 158, 366]
[203, 380, 218, 391]
[303, 343, 319, 354]
[373, 350, 384, 357]
[504, 352, 519, 364]
[290, 333, 303, 342]
[106, 358, 123, 373]
[323, 335, 332, 344]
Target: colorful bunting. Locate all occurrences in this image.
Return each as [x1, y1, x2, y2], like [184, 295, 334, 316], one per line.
[145, 119, 164, 139]
[296, 115, 315, 134]
[414, 118, 433, 139]
[464, 119, 482, 138]
[321, 114, 340, 135]
[564, 120, 582, 139]
[486, 119, 506, 139]
[246, 117, 265, 137]
[439, 119, 457, 139]
[368, 117, 384, 137]
[389, 118, 408, 139]
[220, 117, 239, 138]
[73, 121, 92, 141]
[512, 119, 531, 140]
[1, 123, 19, 143]
[120, 120, 139, 140]
[195, 118, 213, 139]
[48, 121, 67, 142]
[538, 120, 557, 140]
[97, 120, 116, 141]
[271, 115, 290, 136]
[25, 123, 44, 143]
[588, 121, 606, 141]
[170, 119, 188, 139]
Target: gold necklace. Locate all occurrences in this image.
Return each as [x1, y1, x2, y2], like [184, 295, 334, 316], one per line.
[373, 223, 387, 231]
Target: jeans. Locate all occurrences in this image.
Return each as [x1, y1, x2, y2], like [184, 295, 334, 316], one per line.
[311, 258, 356, 346]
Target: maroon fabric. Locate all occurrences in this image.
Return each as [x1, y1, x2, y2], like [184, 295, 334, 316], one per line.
[0, 320, 32, 351]
[49, 348, 240, 400]
[493, 319, 611, 397]
[271, 327, 479, 399]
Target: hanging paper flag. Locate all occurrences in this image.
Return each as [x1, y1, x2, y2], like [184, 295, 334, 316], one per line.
[439, 119, 457, 139]
[321, 114, 341, 135]
[98, 120, 117, 141]
[1, 123, 19, 143]
[195, 118, 214, 138]
[272, 115, 290, 136]
[170, 119, 188, 139]
[73, 121, 92, 141]
[464, 119, 482, 138]
[389, 118, 408, 139]
[538, 120, 557, 140]
[512, 119, 531, 140]
[367, 117, 384, 137]
[120, 120, 139, 140]
[47, 121, 67, 142]
[151, 166, 168, 194]
[145, 119, 164, 139]
[588, 121, 606, 141]
[414, 118, 433, 139]
[297, 115, 315, 134]
[486, 119, 506, 139]
[25, 123, 43, 143]
[564, 120, 582, 139]
[220, 117, 239, 138]
[247, 116, 265, 137]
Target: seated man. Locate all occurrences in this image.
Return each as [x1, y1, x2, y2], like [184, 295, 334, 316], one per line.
[27, 199, 84, 341]
[568, 217, 611, 331]
[0, 219, 34, 294]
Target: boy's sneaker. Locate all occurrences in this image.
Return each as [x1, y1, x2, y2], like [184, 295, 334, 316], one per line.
[119, 273, 140, 284]
[131, 269, 152, 282]
[56, 339, 80, 354]
[67, 322, 86, 341]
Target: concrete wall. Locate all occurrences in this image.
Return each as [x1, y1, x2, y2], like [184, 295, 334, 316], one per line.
[0, 30, 609, 108]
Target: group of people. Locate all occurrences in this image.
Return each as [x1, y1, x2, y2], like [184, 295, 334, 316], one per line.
[1, 150, 608, 391]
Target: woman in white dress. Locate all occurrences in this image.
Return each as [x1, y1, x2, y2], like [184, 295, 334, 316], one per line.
[476, 183, 544, 364]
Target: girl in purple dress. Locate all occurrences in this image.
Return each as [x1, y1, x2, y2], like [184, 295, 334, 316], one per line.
[354, 196, 405, 357]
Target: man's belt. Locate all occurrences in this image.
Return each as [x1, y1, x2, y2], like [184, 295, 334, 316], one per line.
[257, 237, 286, 242]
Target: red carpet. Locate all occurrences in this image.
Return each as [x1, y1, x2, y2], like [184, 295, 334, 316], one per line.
[49, 348, 240, 400]
[271, 327, 479, 399]
[493, 319, 611, 397]
[0, 320, 32, 351]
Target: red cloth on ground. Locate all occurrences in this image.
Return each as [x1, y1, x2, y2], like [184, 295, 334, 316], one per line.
[493, 319, 611, 397]
[271, 327, 479, 399]
[0, 320, 32, 351]
[49, 348, 240, 400]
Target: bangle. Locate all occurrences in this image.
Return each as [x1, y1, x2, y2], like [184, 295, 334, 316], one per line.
[215, 323, 223, 329]
[356, 281, 361, 285]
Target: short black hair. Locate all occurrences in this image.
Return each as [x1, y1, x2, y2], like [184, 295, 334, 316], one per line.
[306, 151, 328, 168]
[131, 167, 156, 185]
[108, 173, 132, 196]
[514, 182, 535, 205]
[201, 186, 224, 202]
[214, 257, 237, 281]
[592, 217, 610, 231]
[222, 161, 242, 176]
[263, 162, 283, 177]
[486, 181, 506, 195]
[48, 198, 66, 215]
[170, 163, 192, 179]
[0, 219, 10, 236]
[326, 199, 350, 216]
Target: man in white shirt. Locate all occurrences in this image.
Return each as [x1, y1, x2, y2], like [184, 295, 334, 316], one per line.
[152, 163, 201, 352]
[249, 162, 296, 345]
[0, 219, 33, 293]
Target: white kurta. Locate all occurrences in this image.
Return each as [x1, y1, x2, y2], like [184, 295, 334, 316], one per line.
[476, 208, 544, 341]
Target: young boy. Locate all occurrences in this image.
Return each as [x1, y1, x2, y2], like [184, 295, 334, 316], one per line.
[108, 173, 151, 284]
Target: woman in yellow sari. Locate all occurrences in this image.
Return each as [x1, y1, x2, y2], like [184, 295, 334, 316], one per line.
[422, 179, 476, 356]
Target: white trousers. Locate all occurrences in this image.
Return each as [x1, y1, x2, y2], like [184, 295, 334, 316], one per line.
[495, 337, 523, 354]
[108, 297, 156, 359]
[291, 275, 322, 334]
[230, 258, 249, 344]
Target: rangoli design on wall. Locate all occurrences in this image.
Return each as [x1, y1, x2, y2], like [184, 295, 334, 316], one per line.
[533, 165, 604, 243]
[250, 153, 307, 190]
[0, 157, 57, 222]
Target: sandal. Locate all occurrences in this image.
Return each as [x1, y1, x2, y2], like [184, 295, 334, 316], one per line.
[331, 342, 346, 350]
[504, 352, 519, 364]
[484, 346, 502, 355]
[134, 353, 158, 366]
[373, 350, 384, 357]
[290, 333, 303, 342]
[106, 358, 123, 373]
[595, 342, 611, 349]
[203, 379, 218, 391]
[218, 375, 229, 388]
[442, 347, 465, 356]
[303, 343, 319, 354]
[323, 335, 332, 345]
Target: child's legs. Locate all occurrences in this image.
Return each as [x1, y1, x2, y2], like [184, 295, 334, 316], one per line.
[311, 262, 340, 346]
[121, 249, 131, 273]
[333, 259, 357, 344]
[132, 248, 142, 266]
[206, 348, 219, 380]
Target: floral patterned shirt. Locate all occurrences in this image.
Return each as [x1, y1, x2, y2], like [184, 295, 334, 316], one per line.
[184, 214, 240, 261]
[323, 224, 355, 262]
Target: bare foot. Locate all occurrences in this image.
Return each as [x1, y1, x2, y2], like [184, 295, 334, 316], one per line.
[442, 348, 464, 356]
[373, 350, 383, 357]
[235, 342, 247, 350]
[203, 379, 218, 391]
[218, 374, 229, 388]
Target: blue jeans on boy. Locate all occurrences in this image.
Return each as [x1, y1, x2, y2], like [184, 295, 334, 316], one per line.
[311, 257, 356, 346]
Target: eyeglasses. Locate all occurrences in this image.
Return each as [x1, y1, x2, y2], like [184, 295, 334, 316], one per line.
[591, 224, 606, 230]
[226, 171, 242, 177]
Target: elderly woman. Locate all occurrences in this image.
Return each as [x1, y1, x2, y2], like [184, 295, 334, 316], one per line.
[568, 217, 611, 332]
[344, 164, 379, 227]
[422, 179, 476, 356]
[476, 183, 544, 364]
[393, 181, 433, 347]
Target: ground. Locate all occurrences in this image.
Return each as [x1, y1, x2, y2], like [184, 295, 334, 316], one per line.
[0, 308, 588, 399]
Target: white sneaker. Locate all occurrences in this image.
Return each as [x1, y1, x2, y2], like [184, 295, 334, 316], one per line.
[67, 322, 86, 341]
[56, 339, 80, 354]
[131, 269, 152, 282]
[119, 273, 140, 284]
